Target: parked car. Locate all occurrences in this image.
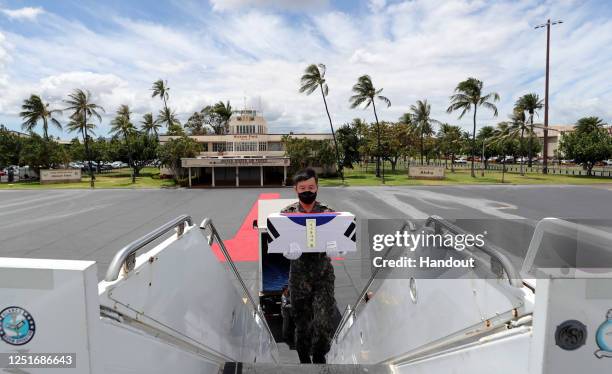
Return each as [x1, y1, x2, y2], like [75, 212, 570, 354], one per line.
[604, 159, 612, 166]
[455, 157, 467, 164]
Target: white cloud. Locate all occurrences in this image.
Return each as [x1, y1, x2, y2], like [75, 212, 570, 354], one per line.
[0, 0, 611, 138]
[1, 7, 44, 21]
[209, 0, 328, 12]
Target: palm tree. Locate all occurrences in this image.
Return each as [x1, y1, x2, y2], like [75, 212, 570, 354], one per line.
[64, 89, 104, 188]
[447, 77, 500, 177]
[151, 79, 170, 114]
[507, 108, 528, 176]
[211, 101, 233, 134]
[158, 106, 181, 130]
[575, 116, 605, 133]
[410, 99, 439, 165]
[477, 125, 496, 175]
[141, 112, 161, 137]
[110, 104, 137, 182]
[349, 75, 391, 180]
[299, 64, 343, 182]
[20, 94, 62, 139]
[516, 93, 543, 167]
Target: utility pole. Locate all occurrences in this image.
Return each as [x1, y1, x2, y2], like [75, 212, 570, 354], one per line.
[535, 19, 562, 174]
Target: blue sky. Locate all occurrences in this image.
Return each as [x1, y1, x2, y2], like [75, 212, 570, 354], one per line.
[0, 0, 611, 138]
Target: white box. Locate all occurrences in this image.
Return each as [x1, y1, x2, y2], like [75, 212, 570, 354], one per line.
[266, 212, 356, 258]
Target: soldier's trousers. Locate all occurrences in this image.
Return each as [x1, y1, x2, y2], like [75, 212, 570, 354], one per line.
[289, 262, 336, 364]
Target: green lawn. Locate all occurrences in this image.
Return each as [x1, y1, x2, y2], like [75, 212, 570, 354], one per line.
[0, 167, 176, 189]
[319, 165, 612, 187]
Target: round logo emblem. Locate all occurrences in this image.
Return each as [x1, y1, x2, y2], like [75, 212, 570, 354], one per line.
[0, 306, 36, 346]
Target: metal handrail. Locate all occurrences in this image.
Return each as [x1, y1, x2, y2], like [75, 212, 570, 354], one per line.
[333, 220, 414, 342]
[199, 217, 278, 355]
[105, 215, 193, 282]
[424, 215, 523, 288]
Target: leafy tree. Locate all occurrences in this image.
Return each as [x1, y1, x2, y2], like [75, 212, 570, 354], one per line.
[64, 89, 104, 187]
[0, 125, 22, 168]
[282, 137, 336, 175]
[185, 111, 208, 135]
[447, 77, 500, 177]
[379, 121, 410, 171]
[516, 93, 543, 167]
[201, 105, 227, 135]
[299, 64, 343, 182]
[349, 75, 391, 180]
[141, 112, 161, 137]
[438, 123, 463, 171]
[128, 133, 158, 177]
[410, 99, 439, 165]
[89, 137, 111, 173]
[19, 134, 67, 173]
[559, 117, 611, 175]
[336, 119, 366, 168]
[158, 136, 201, 184]
[20, 94, 62, 140]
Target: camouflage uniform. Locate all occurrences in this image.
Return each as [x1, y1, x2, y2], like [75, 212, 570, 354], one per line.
[281, 201, 337, 363]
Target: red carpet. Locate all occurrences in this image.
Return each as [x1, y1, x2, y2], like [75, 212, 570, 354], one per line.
[211, 193, 279, 262]
[211, 193, 344, 262]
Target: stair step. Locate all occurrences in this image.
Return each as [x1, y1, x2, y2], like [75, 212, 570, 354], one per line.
[222, 362, 393, 374]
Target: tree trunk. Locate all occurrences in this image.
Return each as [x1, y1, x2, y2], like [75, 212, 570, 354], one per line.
[83, 112, 95, 188]
[520, 128, 525, 176]
[320, 85, 343, 182]
[372, 99, 382, 181]
[451, 154, 455, 173]
[420, 129, 424, 165]
[471, 106, 477, 177]
[528, 112, 534, 168]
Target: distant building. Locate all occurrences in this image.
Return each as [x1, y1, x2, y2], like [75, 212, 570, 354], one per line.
[533, 124, 575, 158]
[159, 110, 333, 187]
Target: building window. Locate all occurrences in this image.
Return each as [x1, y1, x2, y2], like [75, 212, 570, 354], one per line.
[259, 142, 267, 151]
[226, 142, 233, 152]
[212, 142, 225, 152]
[268, 141, 282, 151]
[235, 141, 257, 152]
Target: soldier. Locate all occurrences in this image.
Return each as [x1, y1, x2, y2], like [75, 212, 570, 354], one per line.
[281, 168, 337, 364]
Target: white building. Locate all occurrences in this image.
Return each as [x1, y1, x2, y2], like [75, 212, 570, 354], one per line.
[159, 110, 333, 187]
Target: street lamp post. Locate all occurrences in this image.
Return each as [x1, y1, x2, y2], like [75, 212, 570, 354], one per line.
[535, 19, 563, 174]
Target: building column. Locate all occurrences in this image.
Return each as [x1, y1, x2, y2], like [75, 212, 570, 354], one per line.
[211, 167, 215, 187]
[236, 167, 239, 187]
[260, 166, 264, 186]
[283, 165, 287, 186]
[188, 167, 192, 188]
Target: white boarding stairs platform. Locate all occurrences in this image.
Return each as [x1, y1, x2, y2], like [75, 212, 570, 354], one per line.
[0, 215, 611, 373]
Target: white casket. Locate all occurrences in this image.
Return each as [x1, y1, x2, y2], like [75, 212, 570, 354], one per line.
[266, 212, 356, 259]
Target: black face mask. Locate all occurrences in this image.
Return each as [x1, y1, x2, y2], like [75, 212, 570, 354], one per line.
[298, 191, 317, 205]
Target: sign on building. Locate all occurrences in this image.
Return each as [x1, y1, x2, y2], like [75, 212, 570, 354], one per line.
[40, 169, 82, 184]
[408, 166, 445, 180]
